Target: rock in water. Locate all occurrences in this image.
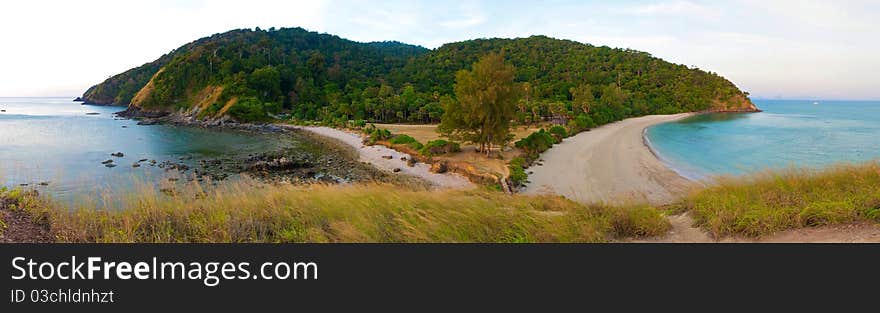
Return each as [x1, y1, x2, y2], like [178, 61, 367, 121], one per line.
[381, 155, 393, 159]
[132, 163, 141, 168]
[392, 168, 401, 173]
[105, 163, 117, 168]
[406, 158, 416, 167]
[101, 159, 114, 164]
[111, 152, 124, 157]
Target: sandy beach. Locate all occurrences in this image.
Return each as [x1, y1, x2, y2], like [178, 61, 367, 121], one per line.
[287, 125, 475, 190]
[523, 113, 696, 205]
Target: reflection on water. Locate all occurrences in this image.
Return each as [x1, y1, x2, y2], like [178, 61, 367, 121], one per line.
[0, 97, 300, 205]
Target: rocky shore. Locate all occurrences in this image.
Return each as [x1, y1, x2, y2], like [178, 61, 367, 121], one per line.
[110, 106, 427, 188]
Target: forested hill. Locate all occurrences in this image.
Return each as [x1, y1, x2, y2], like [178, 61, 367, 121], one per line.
[82, 27, 757, 123]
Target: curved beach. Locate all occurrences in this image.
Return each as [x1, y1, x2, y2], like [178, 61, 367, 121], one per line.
[523, 113, 696, 205]
[287, 125, 475, 190]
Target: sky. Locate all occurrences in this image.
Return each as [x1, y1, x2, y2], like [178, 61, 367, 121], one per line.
[0, 0, 878, 100]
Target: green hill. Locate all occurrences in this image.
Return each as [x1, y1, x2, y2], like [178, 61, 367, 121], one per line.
[82, 27, 756, 124]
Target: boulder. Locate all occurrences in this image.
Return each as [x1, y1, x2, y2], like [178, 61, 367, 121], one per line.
[406, 158, 416, 167]
[392, 168, 401, 173]
[101, 159, 114, 164]
[430, 161, 448, 174]
[111, 152, 124, 157]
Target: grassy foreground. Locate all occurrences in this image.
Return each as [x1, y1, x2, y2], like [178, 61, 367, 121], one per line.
[0, 181, 668, 243]
[682, 162, 880, 237]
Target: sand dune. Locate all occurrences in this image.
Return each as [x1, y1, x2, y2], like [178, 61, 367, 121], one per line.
[523, 114, 697, 205]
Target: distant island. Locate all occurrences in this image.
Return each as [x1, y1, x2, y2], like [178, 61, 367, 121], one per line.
[81, 27, 757, 125]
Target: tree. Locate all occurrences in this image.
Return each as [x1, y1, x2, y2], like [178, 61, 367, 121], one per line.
[438, 52, 520, 156]
[570, 83, 594, 114]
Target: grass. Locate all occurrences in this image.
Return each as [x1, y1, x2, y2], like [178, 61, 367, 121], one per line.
[682, 162, 880, 238]
[2, 179, 669, 243]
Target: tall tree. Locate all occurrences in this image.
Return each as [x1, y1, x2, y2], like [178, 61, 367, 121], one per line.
[438, 52, 520, 156]
[570, 83, 594, 114]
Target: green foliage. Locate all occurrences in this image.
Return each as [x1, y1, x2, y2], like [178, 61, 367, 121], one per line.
[567, 114, 596, 134]
[419, 140, 461, 156]
[83, 28, 753, 124]
[508, 157, 528, 187]
[515, 129, 557, 161]
[684, 162, 880, 237]
[438, 53, 520, 154]
[548, 125, 568, 140]
[364, 127, 392, 144]
[226, 96, 280, 122]
[389, 134, 424, 150]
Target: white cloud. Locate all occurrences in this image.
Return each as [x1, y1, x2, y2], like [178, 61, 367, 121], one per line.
[0, 0, 877, 100]
[629, 0, 719, 19]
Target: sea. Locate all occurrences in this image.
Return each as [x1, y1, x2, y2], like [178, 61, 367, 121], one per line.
[646, 99, 880, 180]
[0, 97, 299, 204]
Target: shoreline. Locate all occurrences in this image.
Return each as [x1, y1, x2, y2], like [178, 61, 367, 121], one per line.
[641, 125, 708, 182]
[284, 125, 475, 190]
[523, 113, 697, 205]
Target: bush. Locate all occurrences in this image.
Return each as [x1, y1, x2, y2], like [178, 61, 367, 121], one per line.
[389, 134, 424, 150]
[567, 114, 596, 135]
[420, 140, 461, 156]
[549, 125, 567, 140]
[389, 134, 418, 145]
[515, 129, 556, 161]
[368, 128, 392, 143]
[351, 120, 367, 128]
[508, 157, 528, 187]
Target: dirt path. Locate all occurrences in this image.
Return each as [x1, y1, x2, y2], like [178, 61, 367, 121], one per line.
[0, 197, 52, 243]
[286, 126, 475, 190]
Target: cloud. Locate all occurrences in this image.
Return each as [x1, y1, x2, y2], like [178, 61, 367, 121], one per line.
[629, 0, 719, 19]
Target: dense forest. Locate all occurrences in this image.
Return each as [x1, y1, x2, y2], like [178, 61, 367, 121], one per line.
[83, 27, 756, 124]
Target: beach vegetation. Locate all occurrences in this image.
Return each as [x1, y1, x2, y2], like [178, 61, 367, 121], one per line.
[419, 140, 461, 156]
[2, 181, 669, 243]
[438, 53, 520, 156]
[683, 162, 880, 237]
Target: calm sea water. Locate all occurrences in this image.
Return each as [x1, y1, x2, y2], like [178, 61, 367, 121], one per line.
[0, 97, 296, 204]
[646, 99, 880, 180]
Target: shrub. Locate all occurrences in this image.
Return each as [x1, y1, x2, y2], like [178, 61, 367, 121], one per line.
[515, 129, 556, 161]
[389, 134, 424, 150]
[389, 134, 418, 145]
[351, 120, 367, 128]
[508, 157, 528, 187]
[368, 128, 392, 143]
[420, 140, 461, 156]
[549, 125, 567, 140]
[567, 114, 596, 135]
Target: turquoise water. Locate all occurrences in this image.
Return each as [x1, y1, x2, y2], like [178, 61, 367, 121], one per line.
[0, 97, 296, 203]
[646, 100, 880, 180]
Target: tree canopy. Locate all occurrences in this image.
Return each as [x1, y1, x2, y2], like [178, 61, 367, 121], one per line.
[438, 53, 520, 155]
[83, 28, 755, 124]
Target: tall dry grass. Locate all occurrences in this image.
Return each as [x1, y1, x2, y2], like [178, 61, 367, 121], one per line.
[683, 162, 880, 237]
[8, 179, 669, 243]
